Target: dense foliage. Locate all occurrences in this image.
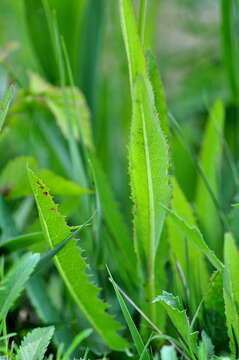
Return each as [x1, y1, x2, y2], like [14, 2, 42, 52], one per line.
[0, 0, 239, 359]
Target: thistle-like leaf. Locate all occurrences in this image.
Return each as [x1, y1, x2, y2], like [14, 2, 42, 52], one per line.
[17, 326, 54, 360]
[28, 169, 127, 351]
[0, 252, 40, 320]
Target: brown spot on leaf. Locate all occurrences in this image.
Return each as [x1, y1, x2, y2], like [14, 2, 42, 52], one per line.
[50, 207, 56, 211]
[2, 186, 12, 197]
[36, 180, 44, 189]
[43, 191, 48, 196]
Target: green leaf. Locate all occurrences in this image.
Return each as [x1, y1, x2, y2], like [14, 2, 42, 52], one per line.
[165, 206, 224, 272]
[167, 177, 208, 311]
[0, 232, 42, 252]
[28, 169, 128, 351]
[198, 331, 214, 360]
[223, 232, 239, 356]
[38, 169, 91, 196]
[0, 252, 40, 320]
[195, 100, 225, 254]
[119, 0, 170, 324]
[154, 291, 198, 357]
[17, 326, 54, 360]
[119, 0, 146, 89]
[0, 156, 90, 199]
[130, 74, 170, 320]
[146, 50, 170, 139]
[29, 72, 93, 149]
[0, 86, 14, 132]
[161, 345, 178, 360]
[62, 329, 93, 360]
[89, 152, 136, 287]
[108, 270, 150, 360]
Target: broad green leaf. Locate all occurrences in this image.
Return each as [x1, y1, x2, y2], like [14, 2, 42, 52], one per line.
[195, 100, 224, 254]
[154, 291, 198, 356]
[29, 72, 93, 148]
[223, 232, 239, 356]
[165, 206, 224, 271]
[167, 178, 208, 311]
[28, 170, 128, 351]
[0, 86, 14, 132]
[17, 326, 54, 360]
[0, 252, 40, 320]
[146, 50, 170, 139]
[89, 152, 136, 287]
[0, 156, 90, 199]
[108, 270, 150, 360]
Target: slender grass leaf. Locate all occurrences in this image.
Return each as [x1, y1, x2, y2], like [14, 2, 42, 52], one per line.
[167, 177, 208, 312]
[89, 152, 136, 287]
[195, 100, 225, 254]
[62, 329, 93, 360]
[28, 169, 128, 351]
[108, 269, 150, 360]
[0, 252, 40, 320]
[221, 0, 239, 102]
[223, 232, 239, 357]
[165, 206, 224, 271]
[0, 86, 14, 132]
[17, 326, 54, 360]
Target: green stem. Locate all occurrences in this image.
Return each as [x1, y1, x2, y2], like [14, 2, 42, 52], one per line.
[138, 0, 148, 45]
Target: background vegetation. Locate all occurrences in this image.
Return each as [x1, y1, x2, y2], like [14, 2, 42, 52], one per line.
[0, 0, 239, 359]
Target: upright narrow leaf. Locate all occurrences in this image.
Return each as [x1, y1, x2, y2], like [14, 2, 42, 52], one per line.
[167, 178, 208, 312]
[165, 206, 224, 272]
[28, 170, 127, 351]
[89, 152, 137, 287]
[130, 75, 170, 320]
[195, 100, 225, 254]
[119, 0, 170, 324]
[223, 232, 239, 356]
